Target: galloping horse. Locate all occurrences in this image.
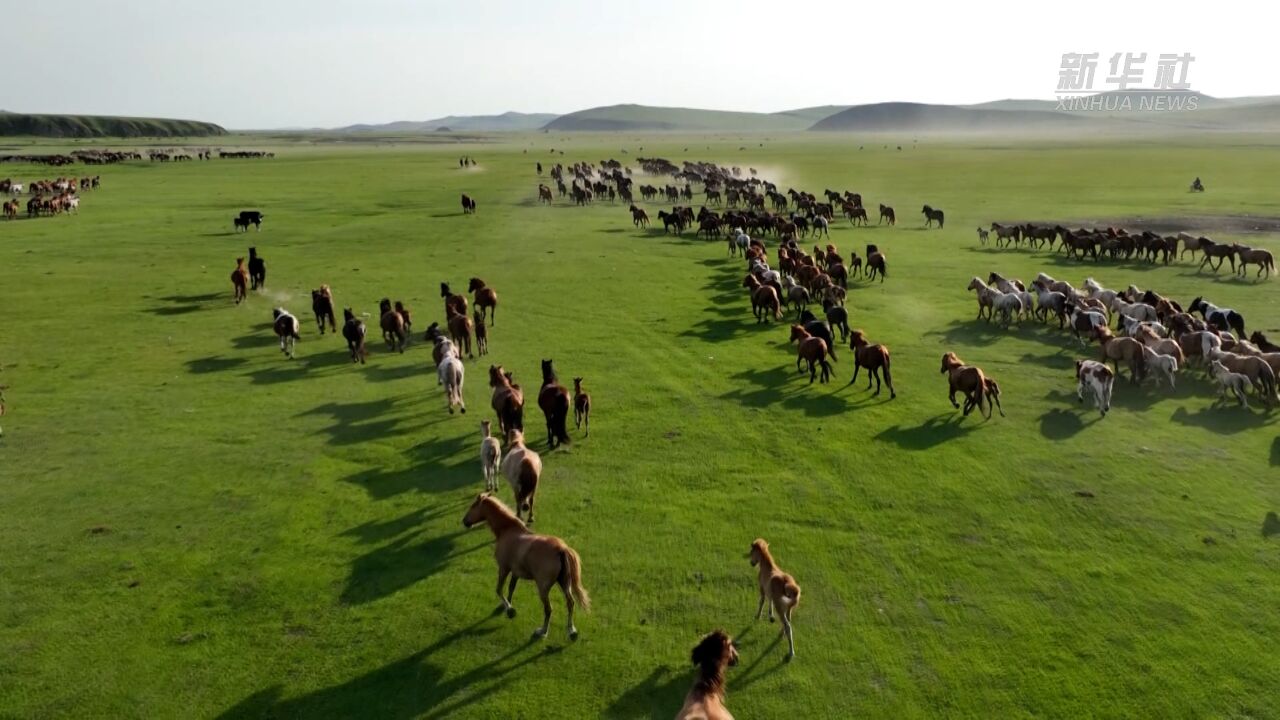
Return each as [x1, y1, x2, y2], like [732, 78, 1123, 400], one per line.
[311, 285, 336, 334]
[677, 631, 740, 720]
[461, 194, 477, 214]
[849, 330, 896, 398]
[940, 352, 989, 418]
[462, 494, 589, 640]
[468, 277, 499, 324]
[489, 365, 525, 439]
[538, 359, 572, 448]
[272, 308, 301, 359]
[878, 204, 895, 225]
[378, 298, 406, 353]
[441, 282, 469, 319]
[341, 308, 367, 363]
[247, 247, 266, 290]
[921, 205, 945, 228]
[231, 258, 249, 304]
[789, 324, 832, 384]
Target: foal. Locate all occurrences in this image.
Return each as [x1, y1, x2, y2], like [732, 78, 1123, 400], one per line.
[677, 631, 740, 720]
[462, 493, 589, 640]
[473, 310, 488, 355]
[479, 420, 501, 492]
[573, 377, 591, 436]
[500, 430, 543, 523]
[749, 538, 801, 659]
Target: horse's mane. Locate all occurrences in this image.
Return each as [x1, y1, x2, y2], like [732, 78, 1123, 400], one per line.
[690, 632, 733, 698]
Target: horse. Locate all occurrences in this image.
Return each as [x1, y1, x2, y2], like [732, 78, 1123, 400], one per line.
[865, 250, 887, 282]
[441, 282, 469, 319]
[677, 631, 740, 720]
[1095, 328, 1146, 384]
[572, 377, 591, 436]
[500, 429, 543, 523]
[231, 258, 249, 304]
[940, 352, 989, 418]
[742, 275, 782, 323]
[1075, 359, 1114, 417]
[247, 247, 266, 290]
[748, 538, 801, 659]
[538, 184, 553, 204]
[378, 298, 406, 353]
[1207, 347, 1277, 406]
[848, 330, 896, 398]
[976, 227, 989, 245]
[341, 308, 367, 364]
[1198, 240, 1236, 272]
[461, 194, 477, 214]
[393, 301, 413, 336]
[821, 299, 850, 343]
[879, 204, 895, 225]
[461, 493, 588, 639]
[1250, 332, 1280, 354]
[538, 359, 572, 448]
[1232, 244, 1275, 279]
[479, 420, 502, 493]
[1141, 345, 1180, 389]
[311, 285, 336, 334]
[438, 350, 466, 414]
[473, 310, 488, 355]
[922, 205, 945, 228]
[1188, 297, 1245, 338]
[489, 365, 525, 439]
[789, 325, 832, 384]
[447, 309, 474, 358]
[271, 308, 300, 359]
[1210, 360, 1252, 408]
[467, 277, 499, 324]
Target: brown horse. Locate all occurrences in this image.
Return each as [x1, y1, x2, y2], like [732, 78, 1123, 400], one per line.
[378, 298, 406, 353]
[231, 258, 249, 304]
[1095, 327, 1146, 383]
[1233, 244, 1275, 279]
[394, 301, 413, 335]
[573, 377, 590, 436]
[462, 493, 589, 640]
[473, 310, 488, 355]
[500, 429, 542, 523]
[538, 359, 572, 448]
[311, 285, 336, 334]
[489, 365, 525, 438]
[1250, 332, 1280, 354]
[441, 282, 468, 318]
[468, 277, 499, 324]
[865, 251, 887, 282]
[677, 631, 740, 720]
[848, 330, 896, 398]
[940, 352, 989, 418]
[789, 324, 832, 384]
[749, 538, 801, 659]
[341, 308, 367, 364]
[448, 309, 474, 358]
[742, 275, 782, 323]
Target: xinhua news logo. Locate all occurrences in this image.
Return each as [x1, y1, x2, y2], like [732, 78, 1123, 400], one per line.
[1056, 52, 1197, 111]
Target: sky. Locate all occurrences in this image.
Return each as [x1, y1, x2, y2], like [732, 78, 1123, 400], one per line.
[8, 0, 1278, 129]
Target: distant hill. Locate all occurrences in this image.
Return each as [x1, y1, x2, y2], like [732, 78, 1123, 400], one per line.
[339, 112, 558, 133]
[0, 113, 226, 138]
[810, 102, 1101, 133]
[542, 104, 829, 132]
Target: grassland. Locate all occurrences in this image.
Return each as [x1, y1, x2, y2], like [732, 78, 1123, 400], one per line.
[1, 132, 1278, 719]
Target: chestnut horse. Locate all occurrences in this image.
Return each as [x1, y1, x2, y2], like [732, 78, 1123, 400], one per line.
[469, 277, 498, 324]
[311, 285, 336, 334]
[378, 298, 406, 353]
[789, 324, 832, 384]
[441, 282, 468, 319]
[848, 330, 896, 398]
[742, 275, 782, 323]
[940, 352, 989, 418]
[538, 359, 572, 448]
[462, 493, 589, 640]
[489, 365, 525, 438]
[677, 631, 739, 720]
[231, 258, 249, 304]
[448, 309, 474, 358]
[573, 377, 590, 436]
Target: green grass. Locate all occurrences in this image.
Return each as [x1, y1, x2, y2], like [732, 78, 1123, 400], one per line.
[2, 132, 1279, 719]
[0, 113, 225, 139]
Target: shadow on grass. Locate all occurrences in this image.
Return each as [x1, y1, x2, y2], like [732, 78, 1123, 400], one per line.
[341, 434, 475, 499]
[186, 356, 248, 374]
[147, 291, 226, 316]
[301, 397, 421, 446]
[1038, 408, 1093, 439]
[339, 529, 485, 605]
[1272, 437, 1280, 466]
[925, 319, 1015, 346]
[875, 413, 979, 449]
[1170, 404, 1278, 435]
[215, 618, 562, 720]
[606, 665, 690, 720]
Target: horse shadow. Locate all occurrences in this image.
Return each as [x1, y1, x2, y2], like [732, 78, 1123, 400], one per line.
[339, 528, 485, 605]
[301, 397, 421, 446]
[341, 434, 475, 499]
[1169, 404, 1278, 435]
[186, 356, 248, 374]
[339, 505, 458, 546]
[362, 359, 424, 383]
[718, 366, 795, 409]
[606, 665, 693, 719]
[925, 319, 1012, 346]
[729, 630, 788, 691]
[147, 291, 226, 316]
[1037, 405, 1098, 439]
[242, 363, 310, 385]
[679, 316, 770, 344]
[214, 619, 556, 720]
[231, 323, 279, 350]
[1272, 437, 1280, 467]
[875, 413, 979, 449]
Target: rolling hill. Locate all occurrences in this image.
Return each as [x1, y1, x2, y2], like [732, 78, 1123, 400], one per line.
[0, 113, 225, 138]
[339, 112, 558, 133]
[809, 102, 1104, 133]
[541, 104, 829, 132]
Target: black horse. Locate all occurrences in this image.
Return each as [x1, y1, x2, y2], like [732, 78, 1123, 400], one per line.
[341, 308, 367, 364]
[921, 205, 945, 228]
[247, 247, 266, 290]
[537, 359, 572, 449]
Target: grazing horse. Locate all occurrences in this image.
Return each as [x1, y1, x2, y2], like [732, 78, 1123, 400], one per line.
[462, 493, 589, 639]
[1075, 359, 1115, 417]
[1189, 297, 1245, 338]
[940, 352, 989, 418]
[538, 359, 572, 448]
[1232, 244, 1275, 279]
[231, 258, 249, 304]
[489, 365, 525, 438]
[441, 282, 469, 319]
[479, 420, 502, 493]
[468, 277, 498, 324]
[921, 205, 945, 228]
[749, 538, 801, 659]
[447, 309, 474, 358]
[677, 631, 739, 720]
[461, 194, 477, 214]
[789, 325, 832, 384]
[247, 247, 266, 290]
[272, 308, 300, 359]
[879, 204, 895, 225]
[311, 285, 336, 334]
[341, 308, 367, 363]
[378, 298, 406, 353]
[848, 330, 896, 398]
[500, 430, 543, 523]
[572, 377, 590, 436]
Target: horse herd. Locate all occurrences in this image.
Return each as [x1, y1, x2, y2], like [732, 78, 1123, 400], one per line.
[980, 223, 1276, 278]
[1, 176, 99, 219]
[965, 270, 1278, 413]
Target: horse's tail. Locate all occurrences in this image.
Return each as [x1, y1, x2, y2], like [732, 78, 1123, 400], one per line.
[553, 397, 571, 445]
[881, 351, 893, 388]
[976, 376, 989, 418]
[780, 579, 800, 606]
[560, 548, 591, 612]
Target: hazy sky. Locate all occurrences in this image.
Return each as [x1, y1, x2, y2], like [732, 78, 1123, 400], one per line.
[10, 0, 1276, 128]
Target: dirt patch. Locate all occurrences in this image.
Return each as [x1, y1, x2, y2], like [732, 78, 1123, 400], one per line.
[1022, 214, 1280, 236]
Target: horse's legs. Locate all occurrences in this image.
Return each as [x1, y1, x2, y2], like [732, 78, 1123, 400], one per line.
[849, 362, 861, 387]
[781, 608, 796, 659]
[871, 368, 881, 395]
[755, 590, 766, 620]
[496, 568, 514, 616]
[808, 358, 817, 384]
[560, 578, 578, 640]
[532, 582, 553, 639]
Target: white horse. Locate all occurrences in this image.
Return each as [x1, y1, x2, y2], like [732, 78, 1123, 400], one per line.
[1210, 360, 1251, 408]
[438, 354, 465, 414]
[66, 196, 80, 213]
[271, 308, 300, 359]
[1110, 297, 1157, 327]
[730, 228, 749, 256]
[1120, 316, 1167, 338]
[1141, 346, 1179, 388]
[479, 420, 502, 492]
[432, 336, 458, 385]
[1082, 277, 1119, 308]
[9, 183, 22, 196]
[1075, 359, 1114, 416]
